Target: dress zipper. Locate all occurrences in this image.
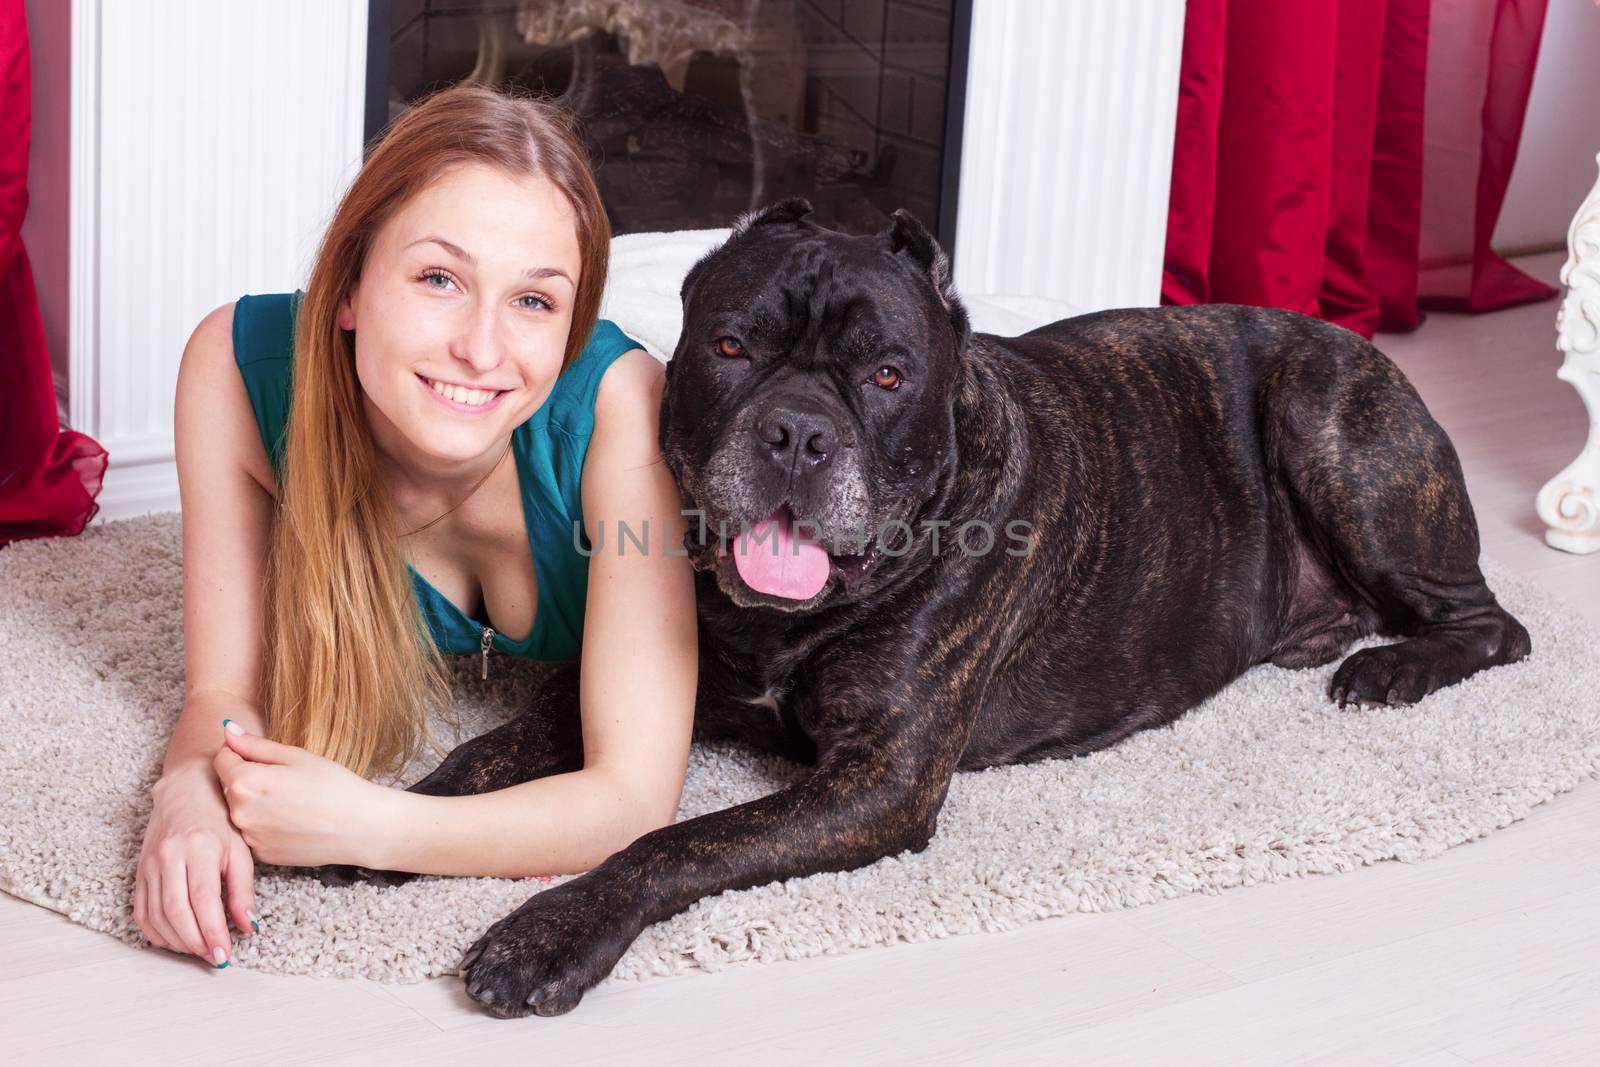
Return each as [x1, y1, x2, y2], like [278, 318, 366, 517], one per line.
[480, 625, 495, 680]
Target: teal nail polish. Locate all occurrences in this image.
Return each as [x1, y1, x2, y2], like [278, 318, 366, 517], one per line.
[250, 920, 260, 933]
[214, 959, 230, 969]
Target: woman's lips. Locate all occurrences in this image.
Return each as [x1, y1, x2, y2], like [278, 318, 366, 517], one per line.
[416, 373, 509, 414]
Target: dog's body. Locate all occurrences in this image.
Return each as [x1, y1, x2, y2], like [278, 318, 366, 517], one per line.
[689, 298, 1508, 772]
[322, 203, 1529, 1017]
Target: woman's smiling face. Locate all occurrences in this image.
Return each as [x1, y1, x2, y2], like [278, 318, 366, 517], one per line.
[341, 161, 582, 467]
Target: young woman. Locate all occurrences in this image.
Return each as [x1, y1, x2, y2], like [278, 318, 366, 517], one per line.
[133, 87, 697, 969]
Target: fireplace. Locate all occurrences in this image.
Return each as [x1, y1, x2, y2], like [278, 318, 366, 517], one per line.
[64, 0, 1184, 521]
[366, 0, 971, 248]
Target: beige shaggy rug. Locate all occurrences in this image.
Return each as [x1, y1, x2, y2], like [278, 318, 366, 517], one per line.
[1, 512, 1597, 987]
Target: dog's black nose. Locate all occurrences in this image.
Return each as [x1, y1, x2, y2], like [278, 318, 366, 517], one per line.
[756, 404, 838, 468]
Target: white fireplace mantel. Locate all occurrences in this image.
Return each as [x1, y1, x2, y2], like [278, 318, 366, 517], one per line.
[69, 0, 1185, 522]
[69, 0, 370, 521]
[953, 0, 1184, 314]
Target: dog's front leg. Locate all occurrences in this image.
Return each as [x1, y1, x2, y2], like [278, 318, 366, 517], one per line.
[457, 690, 971, 1018]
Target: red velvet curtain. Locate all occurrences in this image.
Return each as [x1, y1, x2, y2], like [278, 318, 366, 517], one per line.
[1162, 0, 1558, 339]
[1, 0, 105, 549]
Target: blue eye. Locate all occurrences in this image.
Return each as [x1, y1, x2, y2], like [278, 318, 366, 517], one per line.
[416, 270, 552, 310]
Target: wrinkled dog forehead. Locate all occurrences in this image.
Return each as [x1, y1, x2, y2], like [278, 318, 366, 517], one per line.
[680, 199, 967, 352]
[686, 228, 890, 322]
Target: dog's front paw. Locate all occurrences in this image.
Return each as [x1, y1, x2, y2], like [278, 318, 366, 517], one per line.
[1329, 642, 1437, 708]
[315, 863, 418, 889]
[459, 879, 640, 1018]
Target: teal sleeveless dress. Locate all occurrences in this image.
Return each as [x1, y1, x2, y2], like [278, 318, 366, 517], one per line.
[231, 292, 643, 664]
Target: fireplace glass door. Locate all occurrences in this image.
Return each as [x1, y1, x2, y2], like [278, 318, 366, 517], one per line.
[370, 0, 968, 245]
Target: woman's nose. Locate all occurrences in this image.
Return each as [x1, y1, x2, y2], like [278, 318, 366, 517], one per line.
[449, 305, 506, 373]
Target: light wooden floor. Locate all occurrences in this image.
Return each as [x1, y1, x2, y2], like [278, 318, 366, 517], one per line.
[4, 253, 1596, 1065]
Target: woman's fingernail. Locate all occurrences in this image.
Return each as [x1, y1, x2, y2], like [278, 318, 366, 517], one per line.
[248, 911, 261, 932]
[212, 946, 230, 968]
[223, 719, 244, 736]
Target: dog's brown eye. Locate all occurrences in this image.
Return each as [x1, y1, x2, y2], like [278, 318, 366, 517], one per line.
[871, 366, 902, 390]
[715, 336, 744, 358]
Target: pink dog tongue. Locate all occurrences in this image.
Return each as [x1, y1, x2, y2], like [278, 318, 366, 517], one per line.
[732, 507, 831, 600]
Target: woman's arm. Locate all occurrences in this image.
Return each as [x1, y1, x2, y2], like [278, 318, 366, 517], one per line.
[368, 349, 698, 877]
[170, 303, 277, 762]
[136, 302, 275, 964]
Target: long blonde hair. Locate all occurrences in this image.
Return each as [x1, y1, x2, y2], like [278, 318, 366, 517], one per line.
[261, 86, 611, 778]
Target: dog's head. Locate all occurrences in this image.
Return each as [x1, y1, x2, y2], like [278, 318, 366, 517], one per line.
[661, 199, 973, 612]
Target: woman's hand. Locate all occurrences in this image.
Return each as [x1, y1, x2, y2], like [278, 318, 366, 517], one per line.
[213, 722, 391, 869]
[134, 759, 258, 967]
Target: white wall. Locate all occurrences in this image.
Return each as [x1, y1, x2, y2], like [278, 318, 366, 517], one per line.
[1494, 0, 1600, 254]
[20, 0, 70, 416]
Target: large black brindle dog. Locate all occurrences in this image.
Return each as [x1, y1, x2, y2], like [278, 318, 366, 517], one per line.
[322, 199, 1530, 1016]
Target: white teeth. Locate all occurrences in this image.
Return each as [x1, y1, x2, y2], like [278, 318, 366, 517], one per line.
[428, 378, 497, 407]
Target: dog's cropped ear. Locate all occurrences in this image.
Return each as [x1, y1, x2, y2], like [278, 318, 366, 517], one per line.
[680, 249, 714, 305]
[680, 201, 814, 308]
[887, 209, 952, 302]
[731, 198, 815, 237]
[887, 209, 972, 354]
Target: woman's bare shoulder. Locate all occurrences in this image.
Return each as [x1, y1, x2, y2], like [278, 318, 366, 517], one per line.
[592, 349, 666, 444]
[175, 301, 278, 496]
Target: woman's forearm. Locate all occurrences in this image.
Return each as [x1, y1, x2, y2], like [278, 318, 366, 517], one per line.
[367, 768, 668, 878]
[163, 688, 266, 779]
